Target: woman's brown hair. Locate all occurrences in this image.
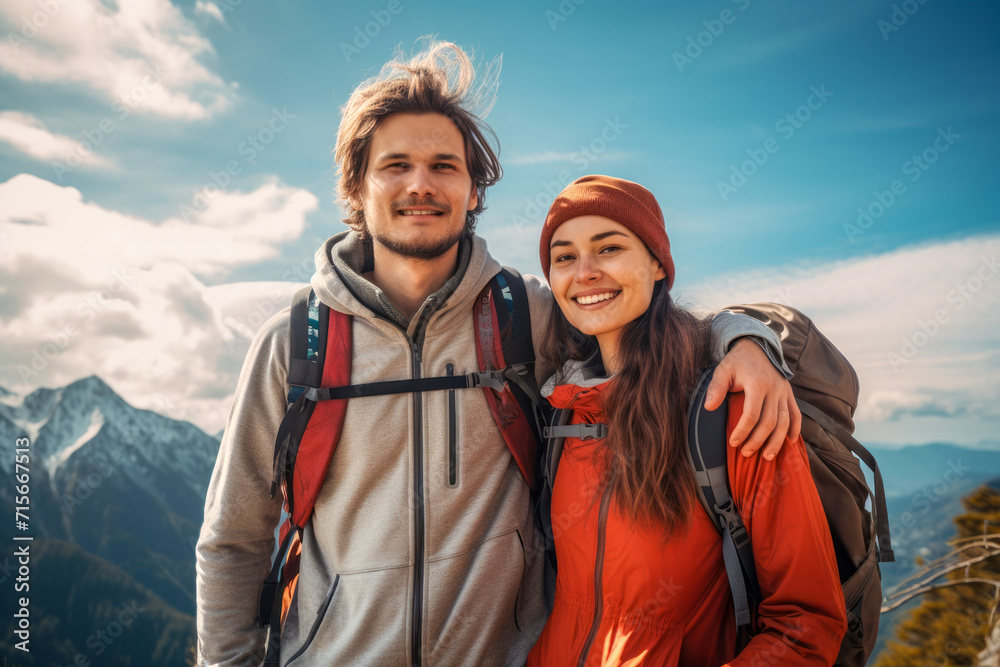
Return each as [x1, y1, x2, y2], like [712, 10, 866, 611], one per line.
[334, 40, 502, 237]
[543, 279, 711, 534]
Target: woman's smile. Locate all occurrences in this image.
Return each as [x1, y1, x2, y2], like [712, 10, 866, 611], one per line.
[548, 215, 666, 364]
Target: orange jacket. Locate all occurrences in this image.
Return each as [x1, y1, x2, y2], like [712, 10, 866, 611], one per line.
[528, 379, 847, 666]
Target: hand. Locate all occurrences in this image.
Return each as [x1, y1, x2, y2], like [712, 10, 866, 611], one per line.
[704, 338, 801, 460]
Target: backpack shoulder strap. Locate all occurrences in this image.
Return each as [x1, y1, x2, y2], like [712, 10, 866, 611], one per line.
[475, 269, 543, 490]
[686, 366, 761, 629]
[269, 288, 352, 522]
[539, 406, 573, 612]
[492, 267, 533, 364]
[490, 267, 544, 406]
[260, 288, 351, 640]
[287, 286, 326, 401]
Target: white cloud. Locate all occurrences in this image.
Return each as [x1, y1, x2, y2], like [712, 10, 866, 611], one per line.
[0, 0, 237, 120]
[194, 0, 225, 25]
[680, 233, 1000, 446]
[0, 173, 318, 432]
[0, 173, 317, 278]
[0, 111, 112, 167]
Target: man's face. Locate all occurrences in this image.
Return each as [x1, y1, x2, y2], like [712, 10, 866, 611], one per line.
[350, 112, 478, 261]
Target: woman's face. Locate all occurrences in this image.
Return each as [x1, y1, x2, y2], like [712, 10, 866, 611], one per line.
[548, 215, 666, 354]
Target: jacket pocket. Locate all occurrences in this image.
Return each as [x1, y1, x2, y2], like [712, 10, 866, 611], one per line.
[447, 363, 459, 487]
[426, 526, 547, 666]
[284, 574, 340, 666]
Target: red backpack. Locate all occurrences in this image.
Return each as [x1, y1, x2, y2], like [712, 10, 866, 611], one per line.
[256, 268, 544, 665]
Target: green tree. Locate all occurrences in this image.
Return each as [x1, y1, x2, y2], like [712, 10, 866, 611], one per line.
[877, 485, 1000, 666]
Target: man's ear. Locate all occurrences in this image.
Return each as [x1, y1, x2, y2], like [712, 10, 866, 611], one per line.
[348, 193, 363, 211]
[467, 185, 478, 212]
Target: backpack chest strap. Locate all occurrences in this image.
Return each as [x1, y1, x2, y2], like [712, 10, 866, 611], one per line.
[542, 423, 608, 441]
[302, 370, 507, 400]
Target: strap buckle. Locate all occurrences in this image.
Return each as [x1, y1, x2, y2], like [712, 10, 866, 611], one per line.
[468, 371, 505, 392]
[714, 499, 750, 549]
[542, 423, 608, 441]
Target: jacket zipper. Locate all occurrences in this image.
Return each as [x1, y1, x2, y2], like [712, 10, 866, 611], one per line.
[577, 482, 613, 666]
[411, 334, 425, 667]
[408, 297, 436, 667]
[283, 574, 340, 666]
[446, 363, 458, 487]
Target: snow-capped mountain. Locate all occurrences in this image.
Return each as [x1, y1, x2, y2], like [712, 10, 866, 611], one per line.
[0, 375, 220, 503]
[0, 375, 222, 613]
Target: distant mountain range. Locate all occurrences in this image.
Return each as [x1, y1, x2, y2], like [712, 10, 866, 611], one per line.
[0, 376, 996, 664]
[0, 375, 220, 666]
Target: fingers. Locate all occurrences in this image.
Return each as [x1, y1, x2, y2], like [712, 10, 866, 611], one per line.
[787, 393, 802, 443]
[704, 365, 732, 411]
[757, 404, 790, 461]
[729, 389, 765, 448]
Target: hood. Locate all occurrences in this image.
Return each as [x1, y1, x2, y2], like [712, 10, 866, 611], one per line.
[542, 356, 613, 419]
[309, 230, 502, 334]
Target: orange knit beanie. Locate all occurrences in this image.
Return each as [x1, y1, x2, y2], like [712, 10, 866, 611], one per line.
[539, 175, 674, 289]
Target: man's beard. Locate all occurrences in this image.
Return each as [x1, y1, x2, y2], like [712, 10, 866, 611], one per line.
[365, 200, 469, 260]
[371, 224, 467, 261]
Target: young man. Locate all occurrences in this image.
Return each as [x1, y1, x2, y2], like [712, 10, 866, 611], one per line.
[196, 42, 798, 666]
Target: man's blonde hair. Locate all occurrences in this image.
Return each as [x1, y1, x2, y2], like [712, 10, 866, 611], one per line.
[334, 40, 503, 236]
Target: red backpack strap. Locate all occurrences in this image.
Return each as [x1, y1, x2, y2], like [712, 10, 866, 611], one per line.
[289, 307, 351, 526]
[474, 273, 540, 490]
[259, 289, 351, 654]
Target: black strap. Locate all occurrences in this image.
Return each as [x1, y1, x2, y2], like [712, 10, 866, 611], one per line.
[494, 268, 534, 363]
[288, 286, 326, 395]
[539, 408, 573, 613]
[797, 399, 895, 563]
[543, 409, 573, 494]
[502, 365, 545, 408]
[492, 267, 547, 447]
[270, 390, 316, 504]
[259, 525, 299, 627]
[302, 370, 506, 402]
[686, 367, 761, 628]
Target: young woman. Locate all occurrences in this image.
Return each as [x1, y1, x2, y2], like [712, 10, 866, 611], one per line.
[528, 175, 847, 666]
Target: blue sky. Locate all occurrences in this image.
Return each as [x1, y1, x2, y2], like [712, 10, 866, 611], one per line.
[0, 0, 997, 446]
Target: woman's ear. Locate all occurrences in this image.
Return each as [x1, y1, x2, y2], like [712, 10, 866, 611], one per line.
[653, 259, 667, 282]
